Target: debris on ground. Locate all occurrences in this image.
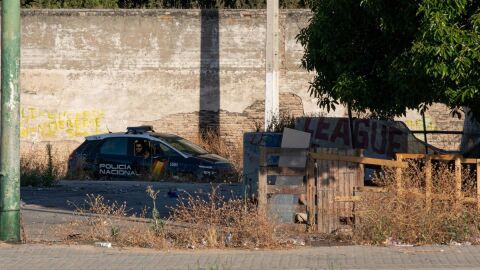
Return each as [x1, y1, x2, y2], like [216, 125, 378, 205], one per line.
[383, 237, 413, 247]
[95, 242, 112, 248]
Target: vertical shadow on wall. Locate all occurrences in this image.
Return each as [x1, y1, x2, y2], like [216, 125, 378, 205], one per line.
[199, 9, 220, 137]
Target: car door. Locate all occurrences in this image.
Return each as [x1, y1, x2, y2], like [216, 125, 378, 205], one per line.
[129, 138, 153, 178]
[96, 137, 136, 178]
[151, 141, 183, 179]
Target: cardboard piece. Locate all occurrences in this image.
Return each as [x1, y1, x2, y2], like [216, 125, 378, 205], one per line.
[278, 128, 311, 168]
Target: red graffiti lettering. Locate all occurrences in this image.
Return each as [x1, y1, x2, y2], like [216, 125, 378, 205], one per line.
[304, 118, 315, 135]
[330, 119, 350, 146]
[371, 122, 387, 154]
[387, 126, 403, 157]
[315, 118, 330, 141]
[354, 119, 369, 149]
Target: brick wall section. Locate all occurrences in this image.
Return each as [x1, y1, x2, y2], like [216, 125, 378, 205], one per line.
[399, 103, 466, 151]
[148, 93, 304, 146]
[425, 104, 464, 151]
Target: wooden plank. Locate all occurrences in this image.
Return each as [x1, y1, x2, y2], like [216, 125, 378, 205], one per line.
[335, 195, 361, 202]
[309, 152, 408, 168]
[317, 152, 329, 189]
[348, 149, 358, 217]
[433, 156, 476, 164]
[329, 189, 338, 233]
[396, 154, 403, 196]
[262, 147, 307, 155]
[455, 158, 462, 205]
[397, 153, 426, 159]
[306, 155, 315, 231]
[356, 149, 365, 187]
[317, 149, 328, 233]
[355, 186, 388, 193]
[266, 167, 305, 176]
[425, 157, 432, 211]
[336, 149, 344, 217]
[477, 160, 480, 211]
[258, 166, 267, 214]
[321, 189, 329, 233]
[326, 189, 332, 233]
[323, 150, 332, 233]
[267, 185, 305, 195]
[259, 147, 267, 166]
[317, 188, 324, 233]
[396, 153, 477, 164]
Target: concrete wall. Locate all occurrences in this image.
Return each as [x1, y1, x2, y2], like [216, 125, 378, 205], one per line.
[17, 9, 467, 151]
[19, 9, 317, 145]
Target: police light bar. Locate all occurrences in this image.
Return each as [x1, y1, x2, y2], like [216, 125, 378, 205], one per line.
[126, 125, 155, 134]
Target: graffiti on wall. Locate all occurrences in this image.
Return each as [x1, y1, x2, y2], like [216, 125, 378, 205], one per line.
[404, 116, 435, 131]
[21, 107, 105, 140]
[296, 117, 441, 158]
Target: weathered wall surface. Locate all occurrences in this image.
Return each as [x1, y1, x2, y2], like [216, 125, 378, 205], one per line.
[17, 9, 468, 152]
[19, 9, 320, 146]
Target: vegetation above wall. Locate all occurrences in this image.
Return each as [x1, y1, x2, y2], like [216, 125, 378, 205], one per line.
[298, 0, 480, 120]
[19, 0, 314, 8]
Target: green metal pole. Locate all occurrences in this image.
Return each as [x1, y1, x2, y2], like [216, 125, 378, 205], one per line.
[0, 0, 21, 242]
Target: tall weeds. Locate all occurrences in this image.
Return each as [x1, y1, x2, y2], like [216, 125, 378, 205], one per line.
[192, 129, 243, 181]
[355, 161, 480, 245]
[168, 185, 277, 248]
[20, 143, 68, 186]
[62, 186, 280, 249]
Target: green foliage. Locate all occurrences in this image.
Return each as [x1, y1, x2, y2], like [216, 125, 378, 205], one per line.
[298, 0, 480, 119]
[146, 185, 165, 235]
[17, 0, 306, 8]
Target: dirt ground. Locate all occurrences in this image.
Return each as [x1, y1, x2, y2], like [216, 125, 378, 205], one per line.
[21, 180, 243, 241]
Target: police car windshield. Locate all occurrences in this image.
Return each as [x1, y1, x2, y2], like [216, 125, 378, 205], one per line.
[155, 136, 208, 156]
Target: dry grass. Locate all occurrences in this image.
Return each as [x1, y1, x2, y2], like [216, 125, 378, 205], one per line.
[62, 193, 169, 248]
[20, 143, 74, 186]
[191, 129, 243, 181]
[253, 111, 296, 133]
[355, 161, 480, 245]
[167, 185, 278, 248]
[61, 185, 281, 249]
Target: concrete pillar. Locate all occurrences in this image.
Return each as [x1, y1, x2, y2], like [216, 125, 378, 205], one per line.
[265, 0, 280, 130]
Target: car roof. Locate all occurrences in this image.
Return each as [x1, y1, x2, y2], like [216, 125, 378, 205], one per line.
[85, 132, 181, 141]
[84, 132, 189, 158]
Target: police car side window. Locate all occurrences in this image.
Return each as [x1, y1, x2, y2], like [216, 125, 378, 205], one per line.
[153, 142, 178, 157]
[100, 138, 128, 156]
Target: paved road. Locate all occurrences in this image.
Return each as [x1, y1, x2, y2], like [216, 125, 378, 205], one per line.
[21, 180, 243, 242]
[21, 180, 243, 218]
[1, 243, 480, 269]
[16, 180, 480, 269]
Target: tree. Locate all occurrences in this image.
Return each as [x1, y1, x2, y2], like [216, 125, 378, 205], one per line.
[297, 0, 480, 119]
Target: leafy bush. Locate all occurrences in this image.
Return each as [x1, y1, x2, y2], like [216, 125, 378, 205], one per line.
[20, 0, 310, 8]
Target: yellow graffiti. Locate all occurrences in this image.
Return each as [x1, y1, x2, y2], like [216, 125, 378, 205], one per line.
[404, 117, 435, 131]
[21, 107, 105, 139]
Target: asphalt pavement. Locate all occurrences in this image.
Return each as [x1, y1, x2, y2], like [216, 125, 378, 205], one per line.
[21, 180, 243, 217]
